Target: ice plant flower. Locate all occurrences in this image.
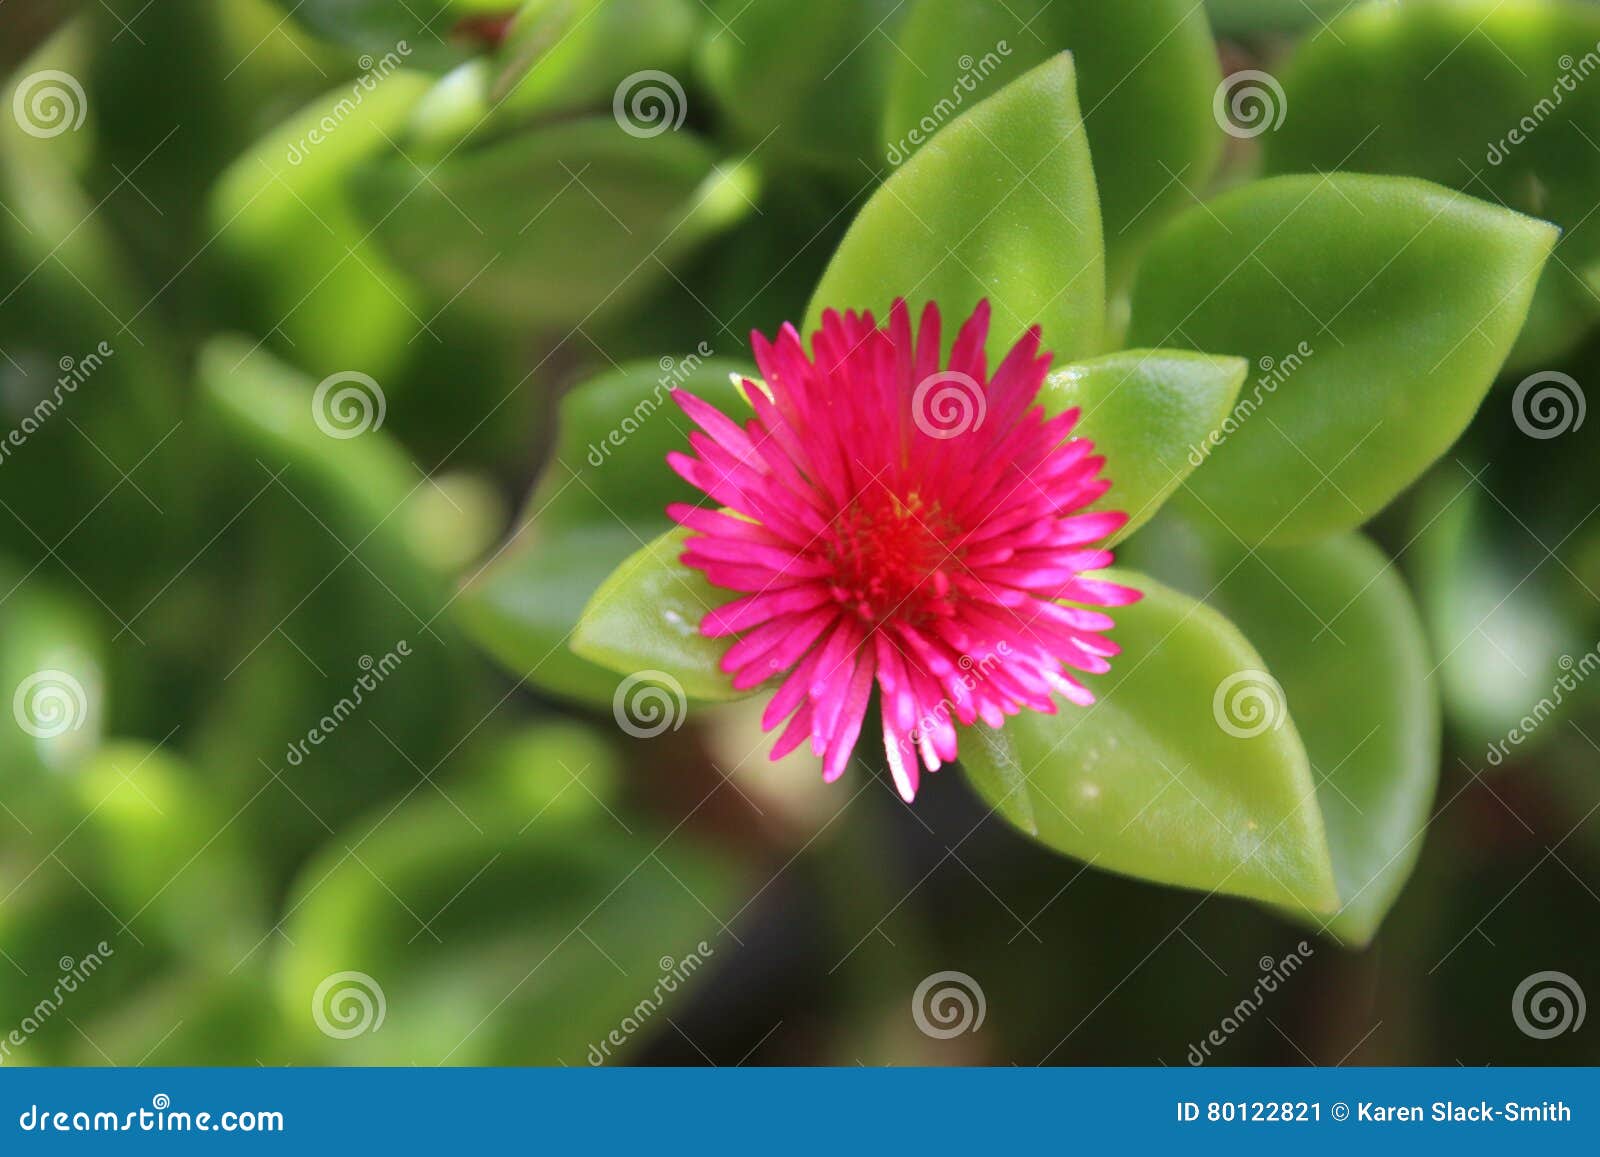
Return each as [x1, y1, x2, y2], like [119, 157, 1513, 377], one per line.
[666, 300, 1140, 801]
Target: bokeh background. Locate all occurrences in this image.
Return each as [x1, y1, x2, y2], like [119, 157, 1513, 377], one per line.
[0, 0, 1597, 1066]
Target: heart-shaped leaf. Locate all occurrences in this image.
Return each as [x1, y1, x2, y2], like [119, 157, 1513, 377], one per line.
[884, 0, 1222, 280]
[1127, 173, 1557, 544]
[807, 52, 1104, 364]
[960, 568, 1339, 913]
[1041, 350, 1246, 545]
[1265, 0, 1600, 367]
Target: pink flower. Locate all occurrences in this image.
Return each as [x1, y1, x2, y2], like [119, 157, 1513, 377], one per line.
[667, 300, 1139, 802]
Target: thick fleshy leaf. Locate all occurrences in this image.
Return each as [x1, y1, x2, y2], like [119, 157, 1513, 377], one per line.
[698, 0, 902, 173]
[1041, 351, 1246, 545]
[1207, 536, 1441, 946]
[1127, 174, 1557, 545]
[354, 119, 757, 328]
[458, 358, 749, 704]
[884, 0, 1221, 279]
[960, 568, 1339, 913]
[1265, 0, 1600, 367]
[276, 723, 738, 1064]
[571, 527, 742, 703]
[807, 53, 1104, 364]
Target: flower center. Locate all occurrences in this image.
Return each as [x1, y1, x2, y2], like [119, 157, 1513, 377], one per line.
[824, 487, 959, 625]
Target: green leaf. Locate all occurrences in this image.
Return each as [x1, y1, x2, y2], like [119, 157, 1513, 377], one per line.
[458, 357, 749, 704]
[354, 119, 757, 328]
[807, 53, 1104, 364]
[1206, 536, 1441, 946]
[1041, 350, 1246, 545]
[698, 0, 902, 173]
[491, 0, 699, 124]
[571, 527, 741, 703]
[0, 578, 105, 786]
[286, 0, 503, 68]
[275, 723, 738, 1064]
[1127, 173, 1557, 545]
[885, 0, 1222, 279]
[211, 71, 433, 379]
[960, 568, 1339, 913]
[1264, 0, 1600, 367]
